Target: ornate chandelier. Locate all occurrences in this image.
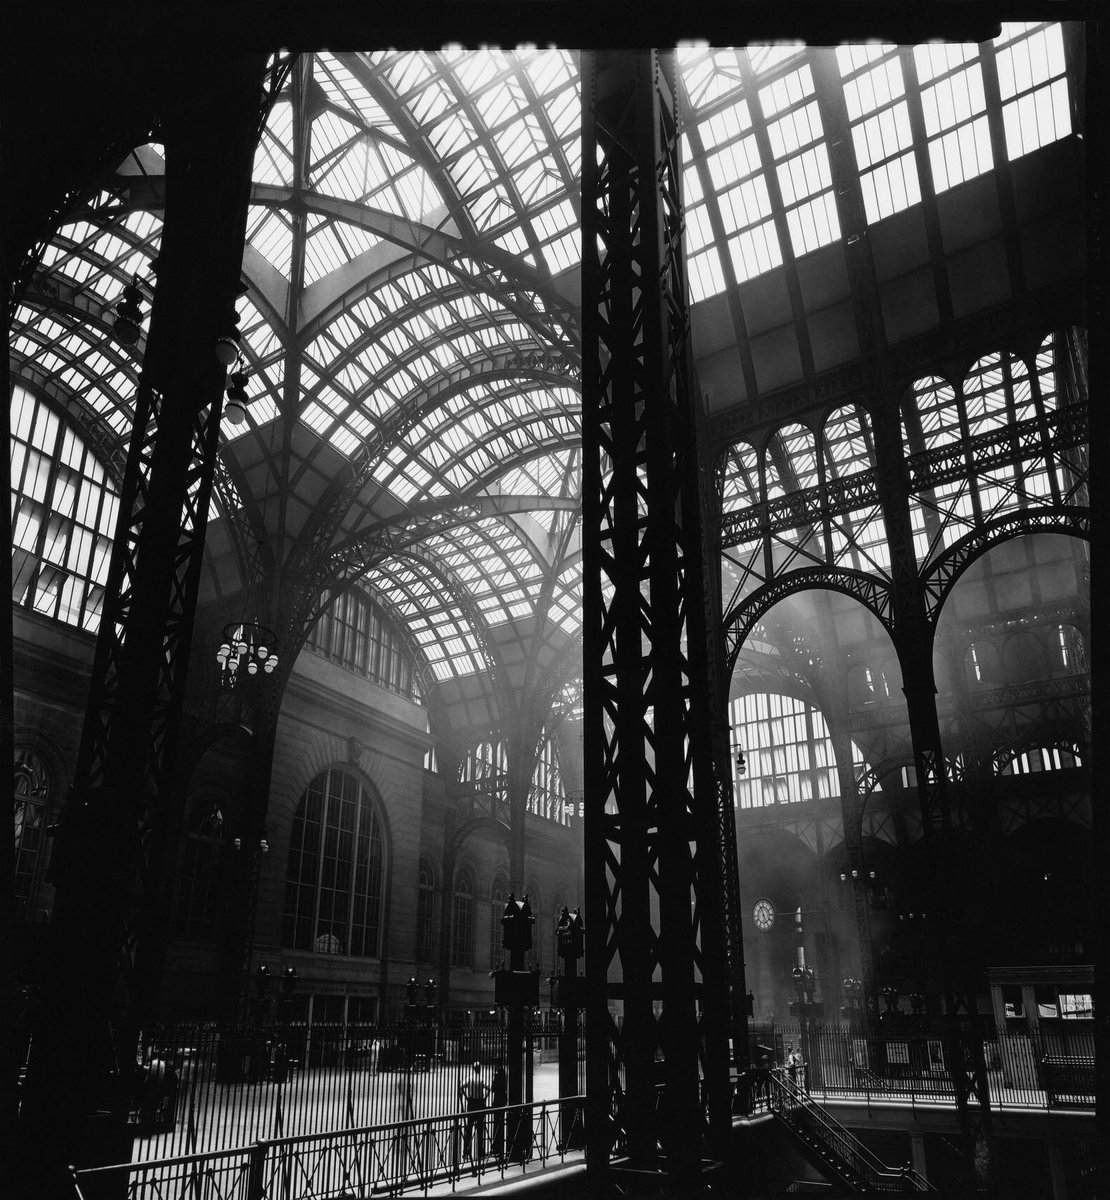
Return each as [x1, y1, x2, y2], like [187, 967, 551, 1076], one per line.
[216, 619, 279, 689]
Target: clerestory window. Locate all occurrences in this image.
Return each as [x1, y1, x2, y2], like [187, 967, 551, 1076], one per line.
[10, 385, 118, 633]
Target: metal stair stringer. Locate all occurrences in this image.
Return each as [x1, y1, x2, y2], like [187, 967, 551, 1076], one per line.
[769, 1074, 935, 1193]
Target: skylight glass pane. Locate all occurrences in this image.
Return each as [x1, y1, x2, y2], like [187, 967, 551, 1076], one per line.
[929, 116, 993, 192]
[541, 231, 579, 274]
[786, 191, 840, 255]
[920, 66, 987, 138]
[860, 153, 922, 222]
[748, 44, 807, 78]
[995, 24, 1066, 99]
[245, 208, 292, 279]
[707, 136, 762, 190]
[685, 203, 716, 252]
[680, 48, 746, 109]
[758, 64, 815, 119]
[718, 176, 773, 233]
[841, 57, 905, 122]
[913, 42, 979, 85]
[851, 102, 913, 171]
[776, 145, 831, 206]
[836, 43, 895, 77]
[766, 100, 823, 159]
[1002, 79, 1071, 160]
[682, 157, 704, 205]
[699, 101, 753, 150]
[728, 220, 783, 281]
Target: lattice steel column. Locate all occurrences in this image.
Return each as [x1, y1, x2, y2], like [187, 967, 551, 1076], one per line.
[19, 53, 275, 1174]
[581, 50, 733, 1186]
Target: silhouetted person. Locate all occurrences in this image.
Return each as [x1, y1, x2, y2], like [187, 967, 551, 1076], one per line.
[459, 1061, 488, 1160]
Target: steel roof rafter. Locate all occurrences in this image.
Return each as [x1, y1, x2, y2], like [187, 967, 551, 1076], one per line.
[289, 360, 578, 572]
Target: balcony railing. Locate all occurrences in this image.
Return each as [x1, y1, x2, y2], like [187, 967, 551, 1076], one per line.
[72, 1095, 586, 1200]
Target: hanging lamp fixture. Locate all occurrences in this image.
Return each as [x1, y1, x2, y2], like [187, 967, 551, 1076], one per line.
[216, 618, 278, 687]
[214, 307, 241, 366]
[224, 354, 250, 425]
[216, 538, 279, 690]
[113, 275, 146, 345]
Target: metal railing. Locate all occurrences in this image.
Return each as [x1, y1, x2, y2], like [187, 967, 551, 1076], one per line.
[120, 1021, 581, 1162]
[756, 1021, 1094, 1112]
[769, 1072, 934, 1193]
[72, 1095, 586, 1200]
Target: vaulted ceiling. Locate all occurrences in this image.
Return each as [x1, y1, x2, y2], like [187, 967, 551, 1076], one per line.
[6, 23, 1089, 740]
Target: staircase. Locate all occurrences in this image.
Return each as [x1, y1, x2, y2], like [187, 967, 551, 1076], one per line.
[768, 1073, 935, 1193]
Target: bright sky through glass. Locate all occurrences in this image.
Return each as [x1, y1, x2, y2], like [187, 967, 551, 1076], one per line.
[9, 29, 1076, 680]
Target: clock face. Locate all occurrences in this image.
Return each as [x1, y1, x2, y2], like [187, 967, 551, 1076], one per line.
[753, 898, 775, 931]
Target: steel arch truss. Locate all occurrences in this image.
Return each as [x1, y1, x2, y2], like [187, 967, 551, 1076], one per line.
[724, 566, 895, 674]
[922, 507, 1090, 628]
[581, 50, 732, 1181]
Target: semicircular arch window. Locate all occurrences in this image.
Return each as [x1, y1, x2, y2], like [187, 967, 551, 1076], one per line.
[728, 691, 872, 809]
[282, 768, 387, 958]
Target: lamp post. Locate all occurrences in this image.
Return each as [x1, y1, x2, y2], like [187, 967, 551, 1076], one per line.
[549, 907, 585, 1149]
[788, 907, 823, 1090]
[493, 893, 539, 1160]
[841, 977, 864, 1027]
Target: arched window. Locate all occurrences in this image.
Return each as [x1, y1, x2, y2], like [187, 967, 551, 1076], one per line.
[729, 692, 871, 809]
[13, 749, 51, 919]
[489, 874, 509, 968]
[998, 744, 1084, 775]
[416, 857, 436, 962]
[282, 768, 387, 958]
[307, 585, 419, 701]
[529, 736, 569, 825]
[10, 386, 118, 633]
[173, 798, 226, 940]
[966, 640, 1002, 687]
[823, 405, 888, 575]
[451, 867, 475, 968]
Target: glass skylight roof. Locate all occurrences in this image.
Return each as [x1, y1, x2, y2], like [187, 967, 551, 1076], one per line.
[10, 32, 1080, 688]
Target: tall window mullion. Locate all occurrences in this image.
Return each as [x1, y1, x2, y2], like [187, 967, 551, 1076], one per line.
[283, 767, 386, 959]
[10, 386, 118, 633]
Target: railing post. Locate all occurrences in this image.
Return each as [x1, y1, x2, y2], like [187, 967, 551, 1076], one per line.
[246, 1140, 267, 1200]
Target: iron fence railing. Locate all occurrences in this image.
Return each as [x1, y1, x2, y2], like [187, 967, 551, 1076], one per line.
[750, 1020, 1093, 1113]
[119, 1021, 580, 1163]
[71, 1096, 586, 1200]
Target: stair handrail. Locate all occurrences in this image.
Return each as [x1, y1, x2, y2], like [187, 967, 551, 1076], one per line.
[769, 1070, 934, 1192]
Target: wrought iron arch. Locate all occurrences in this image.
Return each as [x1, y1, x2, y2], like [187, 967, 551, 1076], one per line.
[758, 415, 820, 457]
[988, 735, 1087, 778]
[724, 568, 895, 675]
[452, 815, 512, 854]
[922, 508, 1090, 628]
[854, 752, 920, 806]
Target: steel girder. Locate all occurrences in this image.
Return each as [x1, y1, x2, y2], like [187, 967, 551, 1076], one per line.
[581, 50, 734, 1185]
[19, 54, 276, 1166]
